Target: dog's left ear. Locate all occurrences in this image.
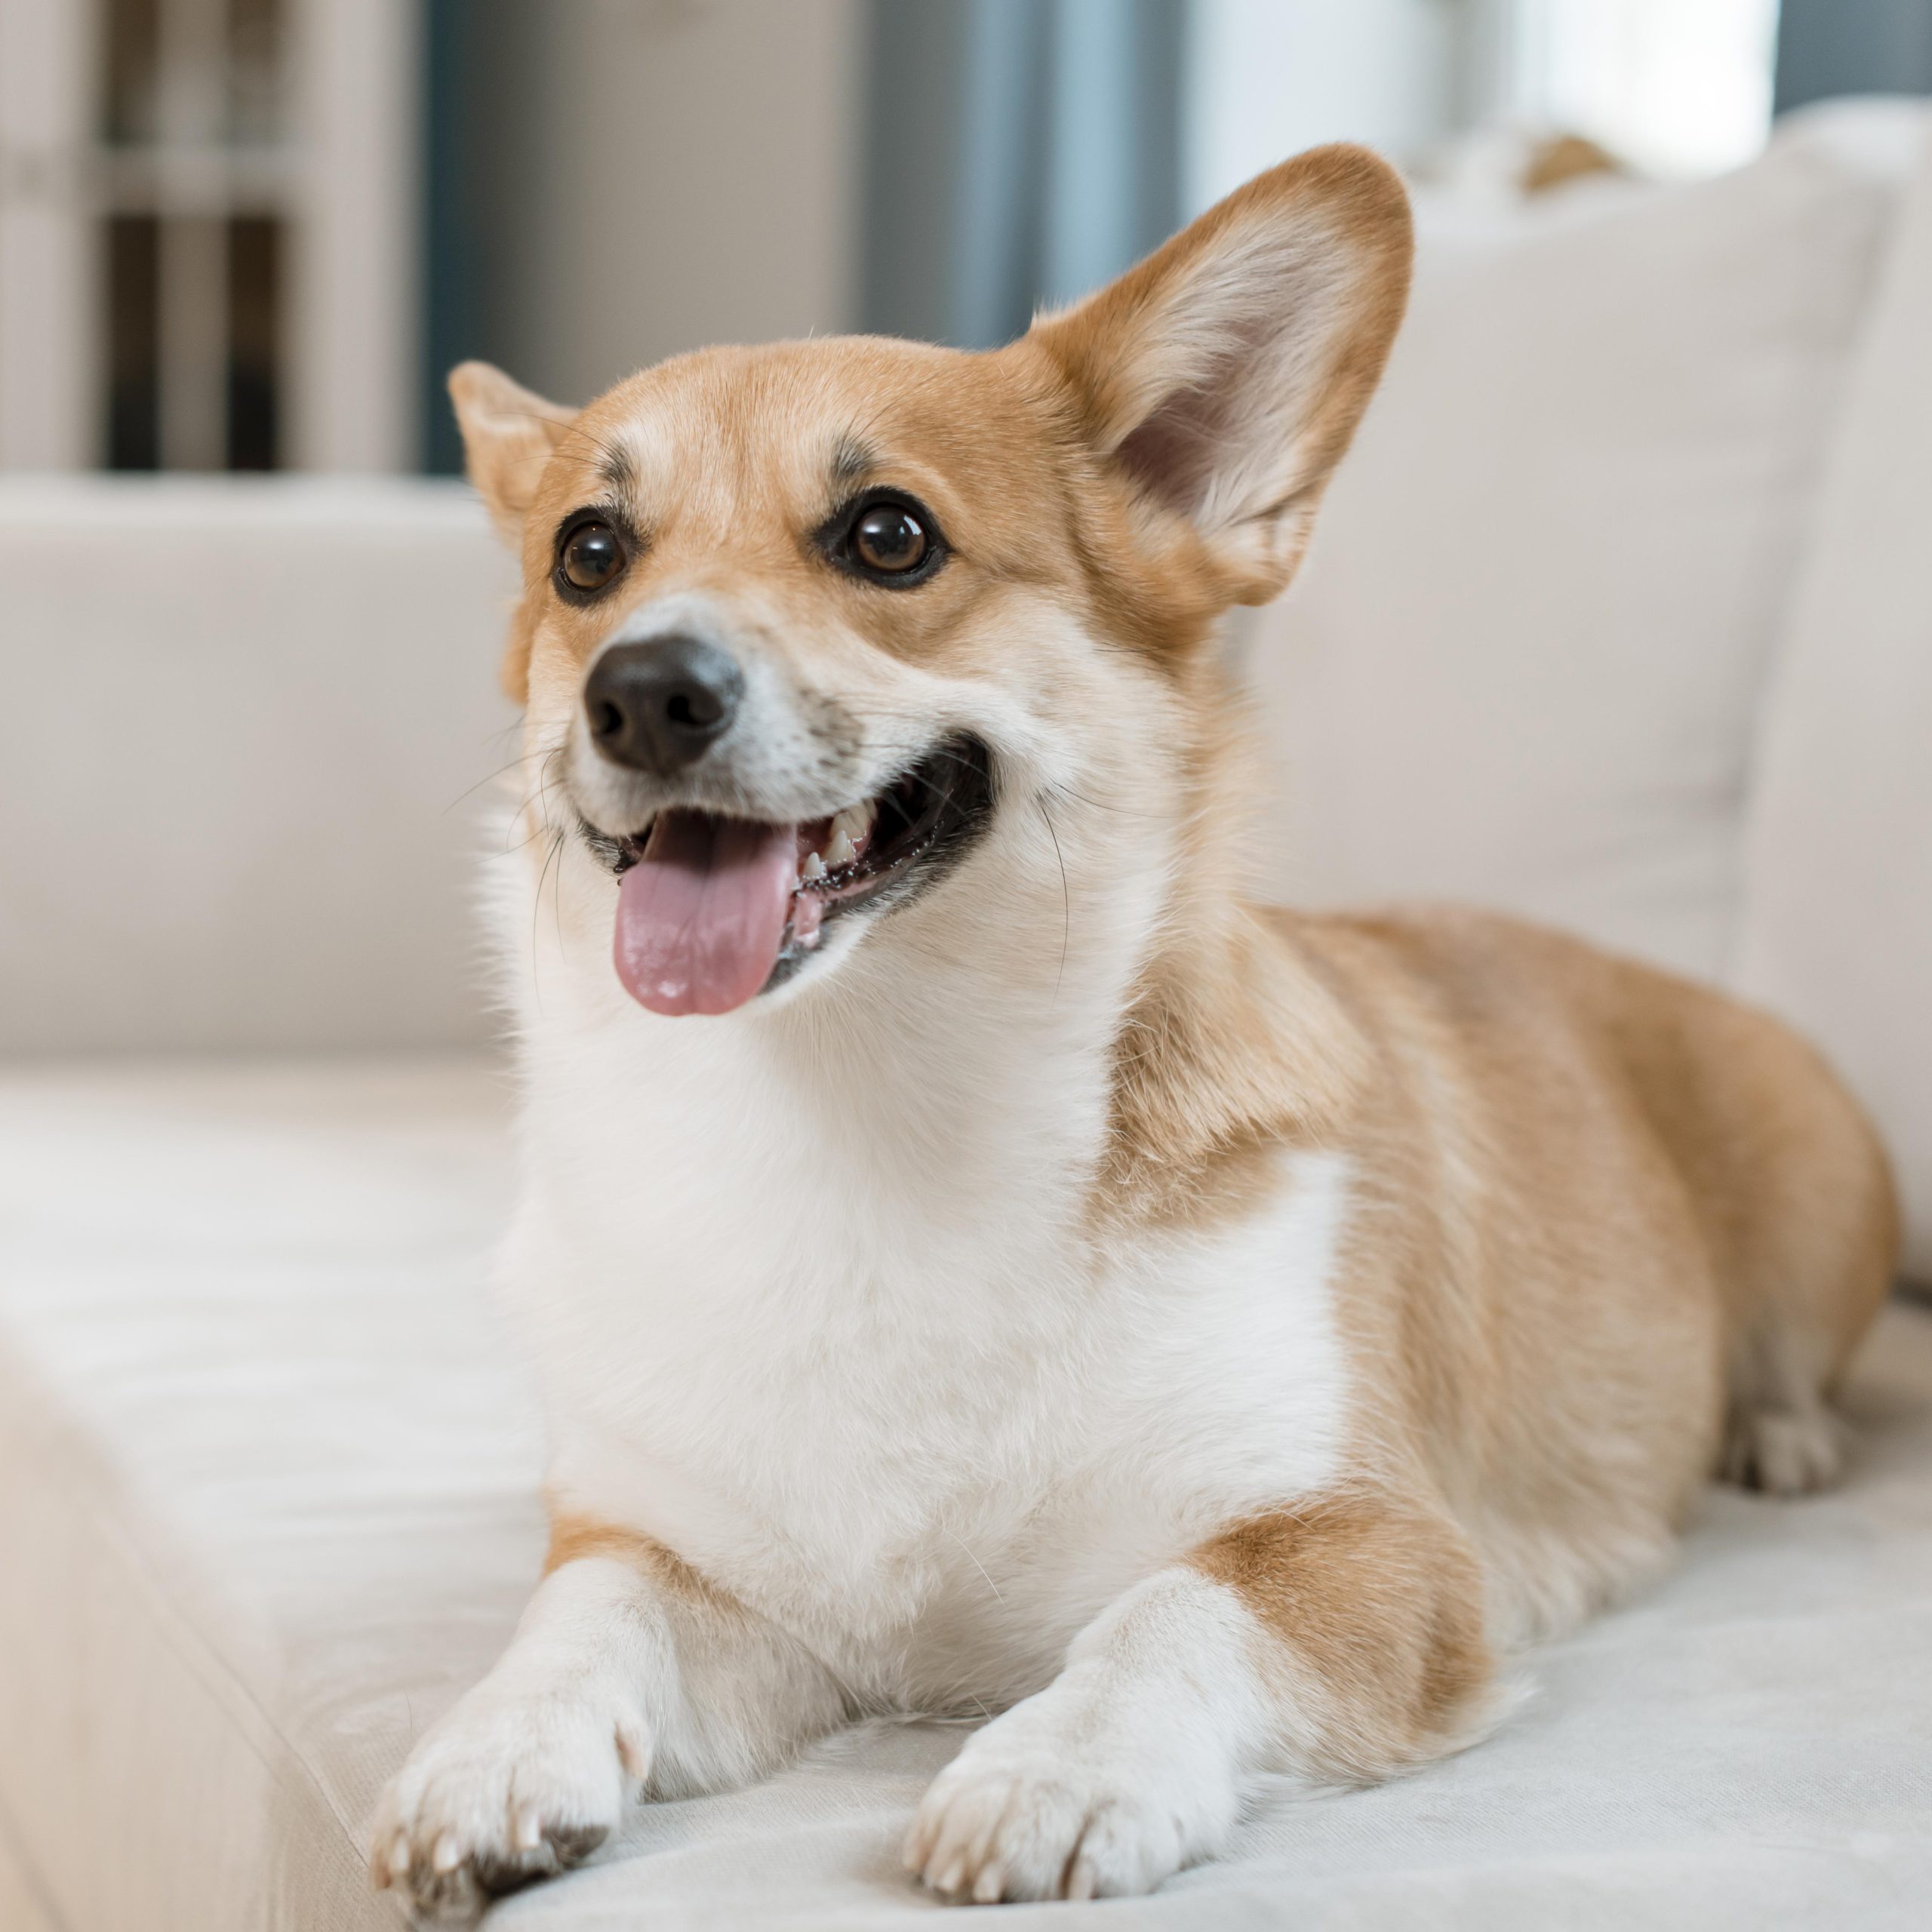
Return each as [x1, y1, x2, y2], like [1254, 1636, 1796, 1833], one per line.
[1028, 145, 1411, 603]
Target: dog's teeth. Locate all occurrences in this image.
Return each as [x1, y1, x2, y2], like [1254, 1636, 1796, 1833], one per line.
[832, 800, 874, 848]
[825, 826, 856, 868]
[801, 851, 827, 883]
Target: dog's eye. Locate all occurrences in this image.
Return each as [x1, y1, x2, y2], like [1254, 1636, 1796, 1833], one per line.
[558, 521, 626, 595]
[851, 502, 929, 577]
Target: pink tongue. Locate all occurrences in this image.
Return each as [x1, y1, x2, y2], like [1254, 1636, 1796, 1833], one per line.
[614, 812, 798, 1016]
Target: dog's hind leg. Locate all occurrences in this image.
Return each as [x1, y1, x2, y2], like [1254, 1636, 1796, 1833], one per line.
[1614, 967, 1900, 1499]
[1721, 1330, 1851, 1495]
[1709, 1025, 1899, 1497]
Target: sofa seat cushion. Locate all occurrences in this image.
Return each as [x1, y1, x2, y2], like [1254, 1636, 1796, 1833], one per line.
[3, 1061, 1930, 1930]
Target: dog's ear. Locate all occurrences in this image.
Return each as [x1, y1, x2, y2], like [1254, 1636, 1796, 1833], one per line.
[1028, 145, 1411, 603]
[448, 361, 577, 544]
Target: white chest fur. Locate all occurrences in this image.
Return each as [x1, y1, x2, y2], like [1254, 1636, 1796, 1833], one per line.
[497, 860, 1355, 1709]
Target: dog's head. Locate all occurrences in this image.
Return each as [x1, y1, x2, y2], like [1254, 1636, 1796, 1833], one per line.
[457, 147, 1410, 1020]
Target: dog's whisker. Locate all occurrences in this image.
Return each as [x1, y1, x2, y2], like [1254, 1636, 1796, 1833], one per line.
[445, 737, 571, 817]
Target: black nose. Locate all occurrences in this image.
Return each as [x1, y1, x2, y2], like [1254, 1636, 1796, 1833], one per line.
[583, 635, 743, 774]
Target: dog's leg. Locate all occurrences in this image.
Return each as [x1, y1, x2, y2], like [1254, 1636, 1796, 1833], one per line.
[371, 1521, 844, 1920]
[906, 1493, 1494, 1904]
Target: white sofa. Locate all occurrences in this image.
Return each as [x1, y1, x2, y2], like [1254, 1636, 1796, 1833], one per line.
[3, 104, 1930, 1931]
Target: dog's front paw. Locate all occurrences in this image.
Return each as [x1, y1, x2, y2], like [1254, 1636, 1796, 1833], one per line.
[370, 1689, 648, 1921]
[904, 1678, 1238, 1904]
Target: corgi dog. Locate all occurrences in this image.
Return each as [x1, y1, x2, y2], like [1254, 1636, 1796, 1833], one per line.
[371, 146, 1897, 1917]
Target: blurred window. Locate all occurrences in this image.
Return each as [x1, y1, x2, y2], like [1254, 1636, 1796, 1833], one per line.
[1186, 0, 1466, 212]
[1495, 0, 1782, 177]
[1187, 0, 1783, 210]
[95, 0, 291, 471]
[1, 0, 417, 472]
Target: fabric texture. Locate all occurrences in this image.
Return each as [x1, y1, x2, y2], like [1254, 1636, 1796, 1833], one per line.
[1241, 115, 1910, 985]
[0, 478, 515, 1057]
[1734, 127, 1932, 1283]
[2, 1062, 1929, 1932]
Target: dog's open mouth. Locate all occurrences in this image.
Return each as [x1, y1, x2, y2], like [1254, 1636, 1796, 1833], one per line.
[588, 734, 993, 1016]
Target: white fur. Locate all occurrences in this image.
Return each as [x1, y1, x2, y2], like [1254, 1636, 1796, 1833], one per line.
[497, 758, 1356, 1691]
[377, 765, 1356, 1911]
[906, 1567, 1280, 1902]
[491, 592, 1356, 1725]
[371, 1558, 653, 1915]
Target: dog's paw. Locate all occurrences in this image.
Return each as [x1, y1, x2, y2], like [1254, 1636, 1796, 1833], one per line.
[370, 1690, 648, 1921]
[1722, 1403, 1845, 1496]
[903, 1684, 1235, 1903]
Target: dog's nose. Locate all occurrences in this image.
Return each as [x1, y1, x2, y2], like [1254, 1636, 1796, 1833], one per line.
[583, 635, 743, 774]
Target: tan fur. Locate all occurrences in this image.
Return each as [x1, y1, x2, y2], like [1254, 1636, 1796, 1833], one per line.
[1029, 145, 1413, 605]
[1044, 152, 1896, 1692]
[1150, 903, 1897, 1659]
[1191, 1492, 1495, 1780]
[543, 1510, 706, 1595]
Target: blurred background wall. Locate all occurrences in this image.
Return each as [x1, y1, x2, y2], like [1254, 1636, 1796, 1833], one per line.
[1, 0, 1927, 480]
[419, 0, 864, 471]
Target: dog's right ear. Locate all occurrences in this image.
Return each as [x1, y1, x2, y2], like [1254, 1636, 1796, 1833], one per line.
[448, 361, 577, 544]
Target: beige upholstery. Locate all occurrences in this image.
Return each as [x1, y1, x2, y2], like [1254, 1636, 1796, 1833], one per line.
[2, 1063, 1930, 1931]
[1245, 118, 1907, 985]
[1735, 133, 1932, 1281]
[0, 1830, 60, 1932]
[0, 479, 514, 1056]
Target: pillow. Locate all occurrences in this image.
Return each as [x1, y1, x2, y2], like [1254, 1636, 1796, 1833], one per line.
[1241, 119, 1903, 986]
[1734, 124, 1932, 1284]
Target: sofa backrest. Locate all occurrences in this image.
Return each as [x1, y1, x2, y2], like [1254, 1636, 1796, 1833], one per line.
[1734, 126, 1932, 1282]
[1242, 109, 1915, 987]
[0, 479, 514, 1054]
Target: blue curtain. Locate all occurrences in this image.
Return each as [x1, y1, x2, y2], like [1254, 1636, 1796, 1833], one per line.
[860, 0, 1186, 349]
[1776, 0, 1932, 112]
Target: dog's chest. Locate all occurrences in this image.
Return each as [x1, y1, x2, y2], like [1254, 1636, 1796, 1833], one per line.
[506, 1019, 1354, 1701]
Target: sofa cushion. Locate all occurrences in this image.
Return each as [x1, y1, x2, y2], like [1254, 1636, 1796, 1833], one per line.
[0, 478, 514, 1055]
[1734, 129, 1932, 1283]
[1241, 118, 1906, 986]
[3, 1061, 1931, 1931]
